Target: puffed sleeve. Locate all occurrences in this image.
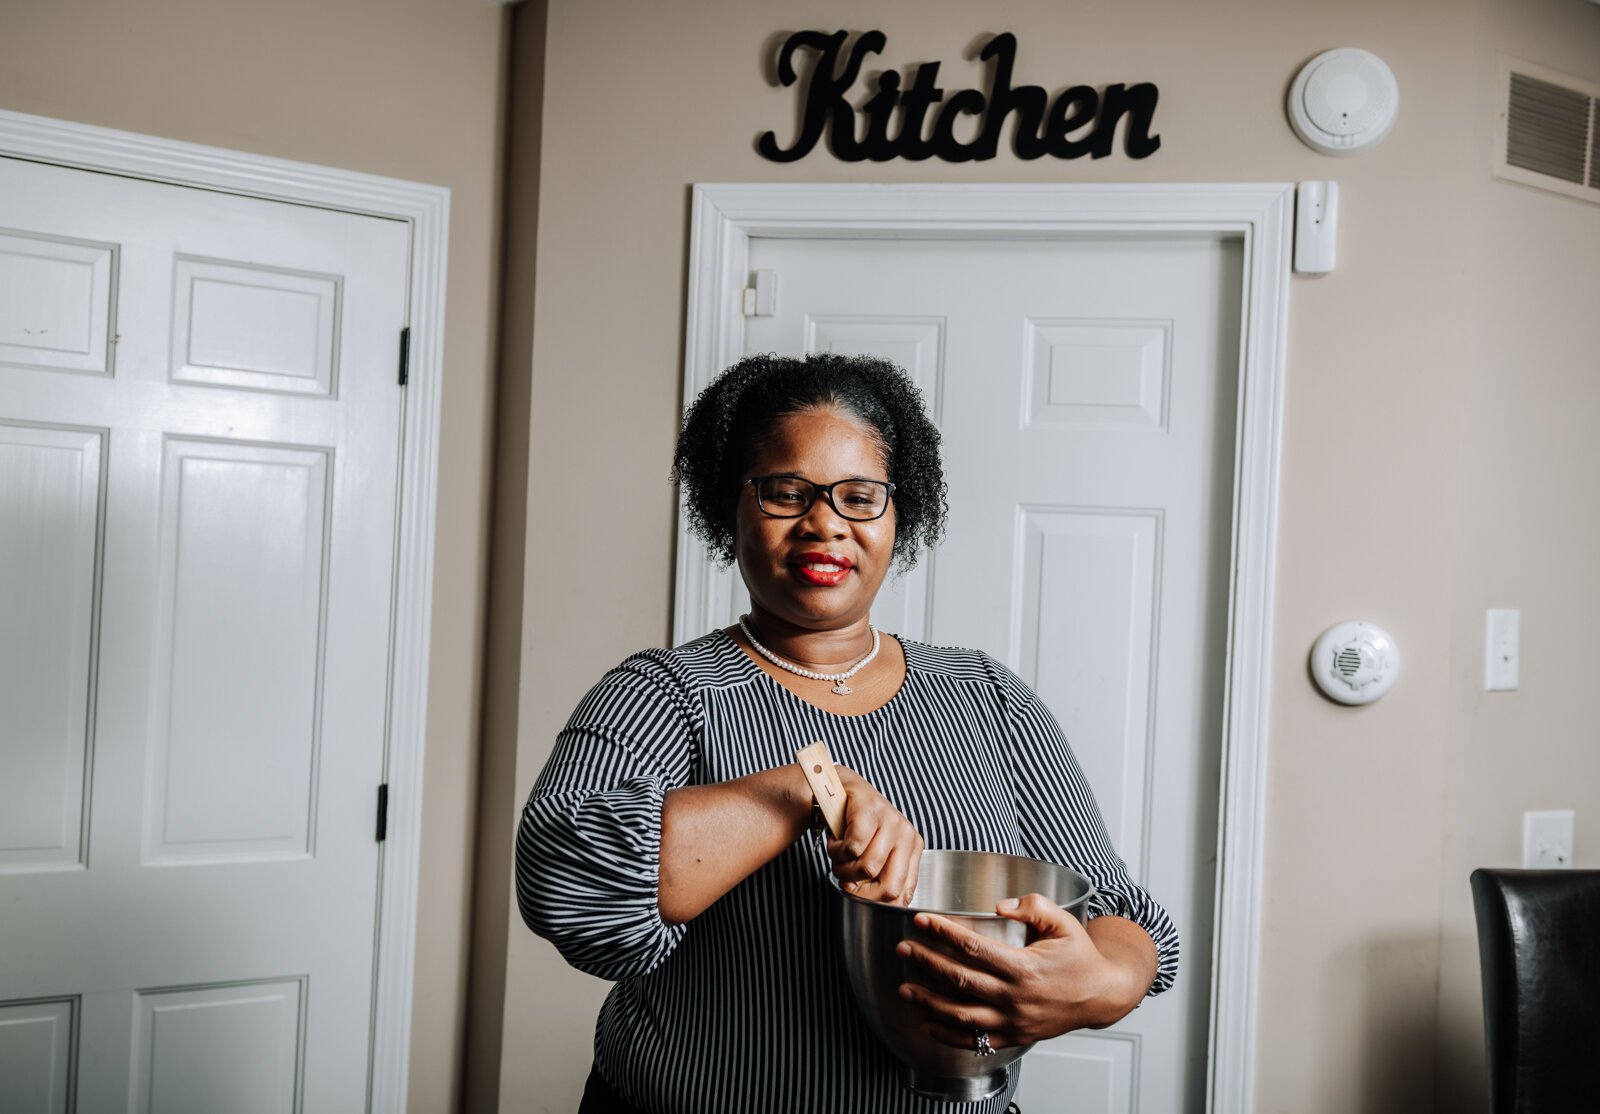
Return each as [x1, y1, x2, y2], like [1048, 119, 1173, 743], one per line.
[984, 656, 1180, 997]
[515, 653, 698, 981]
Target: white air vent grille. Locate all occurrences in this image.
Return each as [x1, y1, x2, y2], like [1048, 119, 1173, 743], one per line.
[1495, 57, 1600, 204]
[1507, 73, 1591, 182]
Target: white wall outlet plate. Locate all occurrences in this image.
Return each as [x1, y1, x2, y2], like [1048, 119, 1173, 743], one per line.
[1523, 810, 1574, 869]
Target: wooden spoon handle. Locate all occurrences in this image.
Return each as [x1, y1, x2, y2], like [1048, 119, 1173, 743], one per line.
[795, 740, 847, 838]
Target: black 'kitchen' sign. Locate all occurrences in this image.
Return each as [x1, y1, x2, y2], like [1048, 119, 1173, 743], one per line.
[759, 31, 1161, 163]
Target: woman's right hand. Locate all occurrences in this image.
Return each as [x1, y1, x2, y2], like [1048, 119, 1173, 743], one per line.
[826, 767, 924, 906]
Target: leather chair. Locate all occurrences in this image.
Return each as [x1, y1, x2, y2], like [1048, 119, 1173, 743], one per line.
[1470, 868, 1600, 1113]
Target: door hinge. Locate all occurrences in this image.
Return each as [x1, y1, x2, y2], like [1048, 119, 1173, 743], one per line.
[397, 327, 411, 387]
[742, 269, 777, 317]
[376, 783, 389, 842]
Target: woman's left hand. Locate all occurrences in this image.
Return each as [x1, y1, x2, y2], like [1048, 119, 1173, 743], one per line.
[894, 896, 1157, 1050]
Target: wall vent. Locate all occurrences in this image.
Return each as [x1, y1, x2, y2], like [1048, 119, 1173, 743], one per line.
[1495, 57, 1600, 205]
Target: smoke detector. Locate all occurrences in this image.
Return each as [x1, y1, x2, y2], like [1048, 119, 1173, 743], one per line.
[1288, 48, 1400, 156]
[1311, 621, 1400, 705]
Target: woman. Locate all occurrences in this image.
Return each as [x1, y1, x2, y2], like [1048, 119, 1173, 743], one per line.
[518, 353, 1178, 1114]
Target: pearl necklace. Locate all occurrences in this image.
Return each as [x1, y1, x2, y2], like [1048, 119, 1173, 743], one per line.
[739, 615, 881, 696]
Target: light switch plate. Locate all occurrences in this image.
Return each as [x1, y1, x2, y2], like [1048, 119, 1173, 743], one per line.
[1523, 809, 1574, 868]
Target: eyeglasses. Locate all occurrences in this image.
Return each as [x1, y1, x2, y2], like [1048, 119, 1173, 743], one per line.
[747, 475, 896, 522]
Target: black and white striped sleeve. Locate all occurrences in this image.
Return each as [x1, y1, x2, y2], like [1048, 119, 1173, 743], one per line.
[987, 656, 1181, 997]
[515, 656, 698, 981]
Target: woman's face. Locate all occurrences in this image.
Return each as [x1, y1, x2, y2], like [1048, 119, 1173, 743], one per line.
[733, 407, 897, 633]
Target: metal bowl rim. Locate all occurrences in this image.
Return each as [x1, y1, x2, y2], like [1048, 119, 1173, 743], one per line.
[825, 852, 1096, 919]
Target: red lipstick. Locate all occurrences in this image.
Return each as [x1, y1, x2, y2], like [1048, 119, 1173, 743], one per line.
[791, 552, 853, 586]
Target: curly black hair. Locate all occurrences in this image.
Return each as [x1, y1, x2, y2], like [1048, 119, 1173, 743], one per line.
[672, 352, 947, 571]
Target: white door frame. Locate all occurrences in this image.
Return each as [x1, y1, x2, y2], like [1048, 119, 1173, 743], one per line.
[0, 108, 449, 1114]
[672, 182, 1292, 1114]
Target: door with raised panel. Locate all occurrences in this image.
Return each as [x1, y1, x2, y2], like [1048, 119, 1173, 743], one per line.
[0, 155, 408, 1112]
[739, 234, 1241, 1114]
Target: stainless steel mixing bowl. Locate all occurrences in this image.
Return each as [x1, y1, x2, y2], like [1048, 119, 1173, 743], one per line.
[832, 849, 1095, 1102]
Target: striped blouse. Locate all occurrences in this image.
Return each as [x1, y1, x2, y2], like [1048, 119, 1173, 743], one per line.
[517, 630, 1178, 1114]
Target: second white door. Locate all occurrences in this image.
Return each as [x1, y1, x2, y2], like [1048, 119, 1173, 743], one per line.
[0, 155, 410, 1112]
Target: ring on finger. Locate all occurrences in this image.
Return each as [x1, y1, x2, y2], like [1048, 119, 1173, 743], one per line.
[973, 1029, 997, 1057]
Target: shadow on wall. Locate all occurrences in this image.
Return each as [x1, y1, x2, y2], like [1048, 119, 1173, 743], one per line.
[1343, 933, 1473, 1114]
[1433, 927, 1492, 1114]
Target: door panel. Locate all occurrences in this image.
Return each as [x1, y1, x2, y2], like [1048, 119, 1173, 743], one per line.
[0, 155, 408, 1112]
[0, 998, 75, 1113]
[170, 256, 341, 396]
[0, 424, 101, 873]
[130, 979, 303, 1114]
[1016, 506, 1159, 876]
[0, 229, 116, 375]
[803, 314, 945, 642]
[145, 439, 330, 863]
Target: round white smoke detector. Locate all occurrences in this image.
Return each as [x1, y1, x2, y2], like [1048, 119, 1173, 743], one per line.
[1288, 48, 1399, 156]
[1311, 620, 1400, 705]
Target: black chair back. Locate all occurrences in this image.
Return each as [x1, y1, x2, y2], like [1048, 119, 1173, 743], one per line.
[1470, 868, 1600, 1114]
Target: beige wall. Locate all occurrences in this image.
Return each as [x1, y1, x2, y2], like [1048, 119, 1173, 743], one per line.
[1434, 1, 1600, 1108]
[489, 1, 1600, 1112]
[0, 3, 508, 1112]
[465, 2, 547, 1110]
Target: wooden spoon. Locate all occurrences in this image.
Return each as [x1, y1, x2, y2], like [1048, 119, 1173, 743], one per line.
[796, 740, 847, 838]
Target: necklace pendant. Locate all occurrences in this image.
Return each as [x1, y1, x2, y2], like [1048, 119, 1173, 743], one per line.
[831, 682, 853, 695]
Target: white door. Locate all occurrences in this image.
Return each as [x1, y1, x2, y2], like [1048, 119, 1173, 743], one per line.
[0, 156, 409, 1112]
[740, 234, 1241, 1114]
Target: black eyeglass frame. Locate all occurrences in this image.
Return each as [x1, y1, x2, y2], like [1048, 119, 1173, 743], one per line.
[745, 475, 897, 522]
